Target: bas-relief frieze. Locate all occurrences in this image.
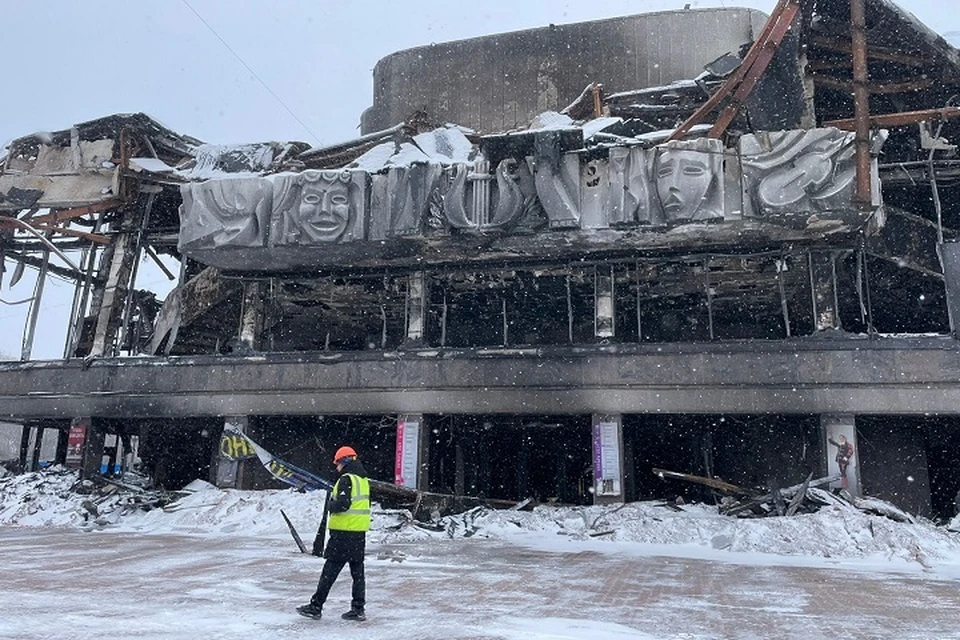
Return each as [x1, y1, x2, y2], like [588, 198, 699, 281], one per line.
[440, 159, 537, 232]
[270, 170, 367, 246]
[180, 177, 272, 250]
[653, 138, 725, 224]
[532, 130, 583, 229]
[588, 138, 725, 228]
[178, 129, 875, 264]
[740, 128, 859, 219]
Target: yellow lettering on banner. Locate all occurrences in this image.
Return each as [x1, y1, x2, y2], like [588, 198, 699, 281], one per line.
[219, 434, 255, 460]
[267, 459, 293, 479]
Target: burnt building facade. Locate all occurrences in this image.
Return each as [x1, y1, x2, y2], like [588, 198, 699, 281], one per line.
[2, 1, 960, 520]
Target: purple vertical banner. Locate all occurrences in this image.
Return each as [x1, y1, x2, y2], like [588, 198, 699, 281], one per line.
[395, 419, 406, 486]
[592, 422, 604, 486]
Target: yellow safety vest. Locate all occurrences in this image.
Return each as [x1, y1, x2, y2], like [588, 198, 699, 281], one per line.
[327, 473, 371, 532]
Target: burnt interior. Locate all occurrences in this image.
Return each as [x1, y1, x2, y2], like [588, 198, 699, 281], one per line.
[3, 1, 960, 514]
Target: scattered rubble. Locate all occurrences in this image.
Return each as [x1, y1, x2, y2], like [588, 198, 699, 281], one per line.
[653, 467, 918, 523]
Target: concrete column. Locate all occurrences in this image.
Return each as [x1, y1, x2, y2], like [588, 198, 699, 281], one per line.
[79, 420, 106, 481]
[809, 251, 841, 332]
[592, 414, 625, 504]
[940, 240, 960, 337]
[29, 426, 45, 472]
[18, 425, 30, 472]
[215, 416, 252, 488]
[594, 266, 615, 340]
[405, 272, 429, 347]
[237, 281, 265, 352]
[395, 413, 428, 490]
[821, 413, 861, 497]
[55, 426, 69, 466]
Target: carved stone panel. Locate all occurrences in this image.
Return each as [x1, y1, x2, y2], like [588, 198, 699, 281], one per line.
[580, 157, 609, 230]
[179, 177, 273, 251]
[606, 146, 654, 226]
[651, 138, 725, 223]
[269, 169, 367, 246]
[368, 163, 443, 240]
[740, 128, 858, 220]
[533, 130, 582, 229]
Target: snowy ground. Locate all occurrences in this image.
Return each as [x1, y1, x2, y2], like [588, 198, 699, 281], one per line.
[2, 468, 960, 639]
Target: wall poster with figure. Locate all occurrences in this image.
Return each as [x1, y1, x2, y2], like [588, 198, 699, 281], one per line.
[823, 415, 859, 496]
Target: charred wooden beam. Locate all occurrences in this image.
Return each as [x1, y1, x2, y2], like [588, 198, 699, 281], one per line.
[809, 36, 930, 67]
[0, 218, 110, 245]
[721, 474, 841, 516]
[652, 467, 759, 496]
[369, 478, 526, 519]
[561, 82, 605, 121]
[812, 73, 936, 95]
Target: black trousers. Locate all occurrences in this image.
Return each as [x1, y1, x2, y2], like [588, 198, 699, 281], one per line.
[310, 557, 365, 611]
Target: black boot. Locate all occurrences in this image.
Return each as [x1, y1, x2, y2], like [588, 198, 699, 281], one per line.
[296, 602, 323, 620]
[341, 608, 366, 621]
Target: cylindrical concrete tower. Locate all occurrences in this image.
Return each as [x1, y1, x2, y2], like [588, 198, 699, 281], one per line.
[360, 7, 766, 135]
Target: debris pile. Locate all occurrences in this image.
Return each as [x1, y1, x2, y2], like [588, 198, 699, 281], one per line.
[653, 468, 916, 523]
[0, 466, 184, 528]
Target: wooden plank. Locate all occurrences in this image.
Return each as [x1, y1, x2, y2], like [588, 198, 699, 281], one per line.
[810, 36, 929, 67]
[722, 474, 840, 516]
[784, 472, 813, 516]
[652, 468, 758, 496]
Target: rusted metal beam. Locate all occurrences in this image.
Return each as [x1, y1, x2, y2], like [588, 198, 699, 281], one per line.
[824, 106, 960, 131]
[851, 0, 872, 209]
[708, 0, 801, 137]
[666, 0, 800, 141]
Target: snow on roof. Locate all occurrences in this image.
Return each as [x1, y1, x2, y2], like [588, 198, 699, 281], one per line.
[175, 142, 277, 180]
[129, 157, 175, 173]
[349, 125, 476, 171]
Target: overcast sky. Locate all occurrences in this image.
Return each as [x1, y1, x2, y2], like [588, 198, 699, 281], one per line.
[1, 0, 957, 359]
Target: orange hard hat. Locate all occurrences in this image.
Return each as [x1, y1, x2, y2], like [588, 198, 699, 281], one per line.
[333, 446, 357, 464]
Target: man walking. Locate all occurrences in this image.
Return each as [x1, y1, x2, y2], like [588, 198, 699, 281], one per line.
[297, 446, 371, 622]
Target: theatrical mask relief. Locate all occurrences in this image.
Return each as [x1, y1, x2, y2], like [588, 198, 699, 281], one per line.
[178, 129, 876, 256]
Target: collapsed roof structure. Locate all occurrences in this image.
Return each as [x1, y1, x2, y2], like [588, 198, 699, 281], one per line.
[2, 0, 960, 520]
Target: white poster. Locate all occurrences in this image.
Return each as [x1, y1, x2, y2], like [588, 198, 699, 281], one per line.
[593, 420, 621, 495]
[395, 418, 420, 488]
